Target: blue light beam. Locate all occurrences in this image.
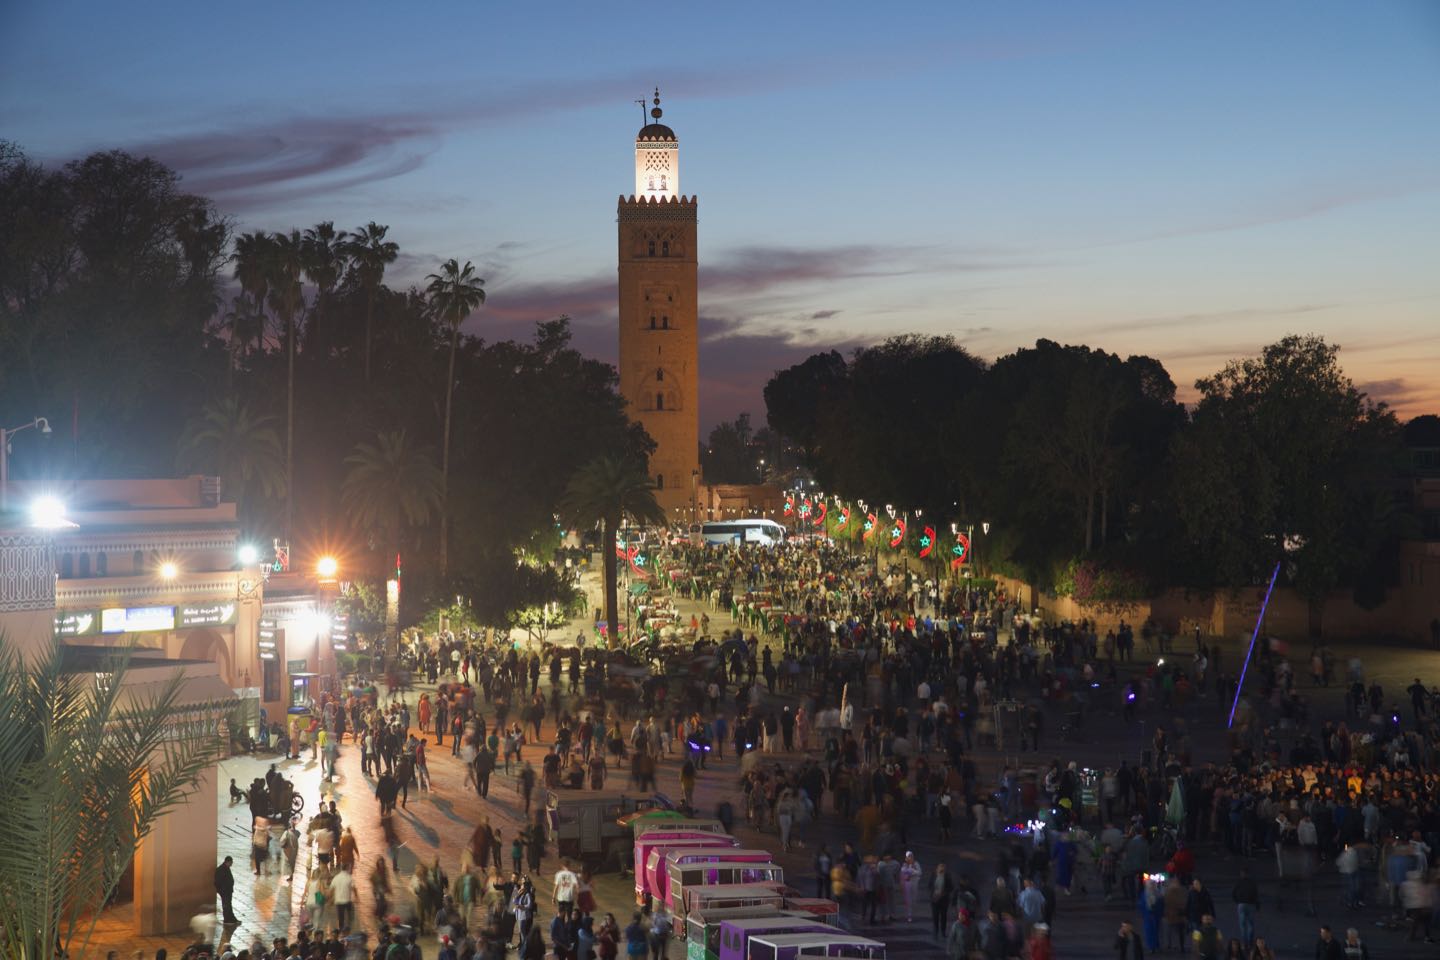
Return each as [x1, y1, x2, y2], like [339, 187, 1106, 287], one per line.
[1228, 560, 1282, 729]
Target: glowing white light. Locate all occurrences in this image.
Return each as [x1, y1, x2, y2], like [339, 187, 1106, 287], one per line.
[237, 544, 259, 565]
[29, 496, 69, 529]
[158, 561, 179, 581]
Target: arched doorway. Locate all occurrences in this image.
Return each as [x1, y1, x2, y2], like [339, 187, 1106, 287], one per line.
[177, 628, 233, 685]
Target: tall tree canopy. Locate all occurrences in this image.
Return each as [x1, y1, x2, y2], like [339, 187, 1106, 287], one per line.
[1170, 334, 1402, 631]
[765, 336, 986, 514]
[0, 144, 229, 475]
[702, 413, 759, 484]
[0, 144, 653, 627]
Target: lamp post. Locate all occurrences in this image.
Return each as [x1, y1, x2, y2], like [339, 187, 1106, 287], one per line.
[1, 417, 52, 512]
[690, 469, 699, 531]
[884, 504, 896, 581]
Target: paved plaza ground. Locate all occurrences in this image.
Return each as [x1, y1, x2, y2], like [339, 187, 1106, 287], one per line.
[87, 569, 1440, 959]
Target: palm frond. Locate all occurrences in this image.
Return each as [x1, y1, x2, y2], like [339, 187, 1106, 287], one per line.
[0, 635, 229, 958]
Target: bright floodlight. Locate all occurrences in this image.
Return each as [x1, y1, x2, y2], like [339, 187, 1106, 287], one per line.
[29, 496, 68, 529]
[158, 561, 179, 581]
[316, 555, 339, 579]
[237, 543, 260, 565]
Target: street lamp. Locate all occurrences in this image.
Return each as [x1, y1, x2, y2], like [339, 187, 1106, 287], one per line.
[1, 417, 52, 512]
[237, 543, 260, 566]
[317, 555, 339, 580]
[29, 495, 70, 529]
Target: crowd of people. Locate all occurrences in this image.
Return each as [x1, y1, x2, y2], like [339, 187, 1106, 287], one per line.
[182, 532, 1440, 960]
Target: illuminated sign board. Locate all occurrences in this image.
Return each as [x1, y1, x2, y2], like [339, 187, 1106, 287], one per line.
[178, 603, 237, 628]
[258, 617, 278, 661]
[331, 611, 349, 652]
[55, 609, 101, 637]
[101, 606, 176, 634]
[287, 658, 307, 673]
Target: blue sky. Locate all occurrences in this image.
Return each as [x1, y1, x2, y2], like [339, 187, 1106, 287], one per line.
[3, 1, 1438, 427]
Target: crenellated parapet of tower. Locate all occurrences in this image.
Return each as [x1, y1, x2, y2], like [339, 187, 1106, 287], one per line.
[618, 195, 698, 222]
[618, 195, 697, 205]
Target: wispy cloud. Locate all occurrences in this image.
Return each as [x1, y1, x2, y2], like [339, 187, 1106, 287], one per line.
[100, 51, 973, 214]
[1101, 173, 1440, 248]
[1084, 303, 1338, 336]
[1355, 377, 1425, 408]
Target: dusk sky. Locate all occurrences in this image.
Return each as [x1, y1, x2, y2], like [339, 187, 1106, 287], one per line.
[4, 1, 1437, 429]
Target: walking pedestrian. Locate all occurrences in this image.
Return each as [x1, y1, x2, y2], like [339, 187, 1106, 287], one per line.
[929, 863, 955, 937]
[900, 852, 923, 922]
[647, 907, 672, 960]
[329, 864, 355, 931]
[280, 823, 300, 882]
[1231, 866, 1259, 947]
[214, 856, 239, 924]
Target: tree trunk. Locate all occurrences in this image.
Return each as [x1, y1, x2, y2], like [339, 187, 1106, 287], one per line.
[602, 517, 619, 648]
[439, 320, 459, 579]
[1084, 484, 1096, 553]
[285, 306, 295, 541]
[364, 285, 375, 384]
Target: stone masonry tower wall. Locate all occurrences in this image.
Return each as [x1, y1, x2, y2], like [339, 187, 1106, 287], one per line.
[618, 94, 699, 516]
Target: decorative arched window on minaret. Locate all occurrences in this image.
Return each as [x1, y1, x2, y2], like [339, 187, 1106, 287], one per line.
[634, 92, 679, 200]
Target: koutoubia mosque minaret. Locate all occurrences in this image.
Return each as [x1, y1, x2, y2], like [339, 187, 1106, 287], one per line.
[618, 89, 700, 515]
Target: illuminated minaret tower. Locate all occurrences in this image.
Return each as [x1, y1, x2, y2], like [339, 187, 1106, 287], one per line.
[617, 89, 699, 514]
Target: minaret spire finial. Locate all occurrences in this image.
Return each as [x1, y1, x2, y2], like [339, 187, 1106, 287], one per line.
[651, 87, 663, 121]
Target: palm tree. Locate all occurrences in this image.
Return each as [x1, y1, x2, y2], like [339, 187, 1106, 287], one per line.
[0, 637, 228, 958]
[231, 230, 274, 355]
[266, 230, 306, 540]
[424, 258, 486, 579]
[220, 294, 265, 369]
[341, 429, 443, 576]
[342, 222, 399, 382]
[560, 455, 667, 646]
[303, 221, 346, 354]
[177, 397, 286, 514]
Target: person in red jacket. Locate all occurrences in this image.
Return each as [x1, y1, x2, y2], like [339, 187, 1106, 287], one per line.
[1028, 923, 1054, 960]
[1169, 841, 1196, 883]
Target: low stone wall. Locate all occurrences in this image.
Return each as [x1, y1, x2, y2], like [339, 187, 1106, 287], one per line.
[991, 565, 1440, 644]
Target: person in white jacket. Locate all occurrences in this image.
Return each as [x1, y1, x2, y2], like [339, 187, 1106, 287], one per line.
[899, 852, 923, 922]
[328, 865, 355, 931]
